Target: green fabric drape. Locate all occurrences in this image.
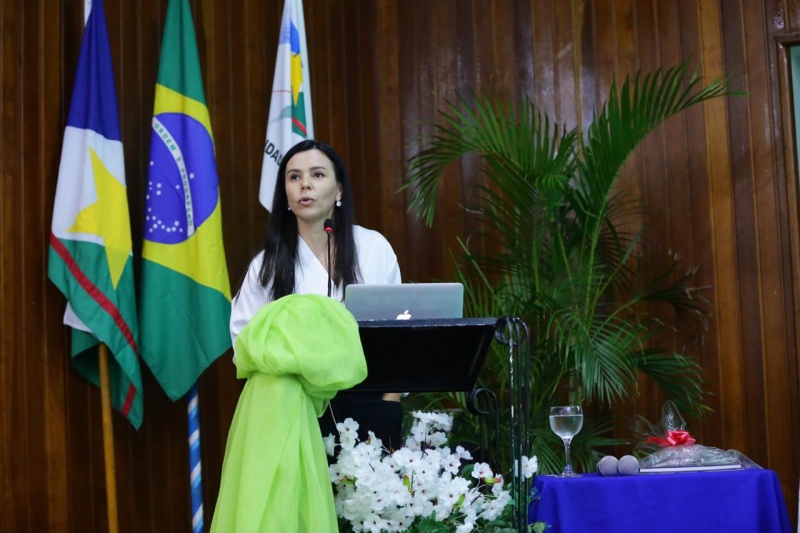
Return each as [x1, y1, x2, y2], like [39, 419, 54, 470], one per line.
[210, 294, 367, 532]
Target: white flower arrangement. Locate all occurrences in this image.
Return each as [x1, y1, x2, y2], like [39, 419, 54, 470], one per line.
[326, 411, 538, 533]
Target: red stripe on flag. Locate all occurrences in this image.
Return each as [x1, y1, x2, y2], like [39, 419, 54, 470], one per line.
[120, 383, 137, 417]
[292, 117, 307, 137]
[49, 233, 139, 353]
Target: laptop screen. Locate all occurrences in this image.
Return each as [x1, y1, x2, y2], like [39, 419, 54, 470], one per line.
[344, 283, 464, 321]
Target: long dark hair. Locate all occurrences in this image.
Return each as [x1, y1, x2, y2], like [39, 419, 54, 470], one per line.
[258, 140, 360, 300]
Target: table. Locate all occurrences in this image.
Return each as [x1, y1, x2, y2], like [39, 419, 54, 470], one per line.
[528, 469, 792, 533]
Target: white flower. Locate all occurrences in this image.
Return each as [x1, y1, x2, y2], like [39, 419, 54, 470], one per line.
[521, 455, 539, 478]
[412, 410, 454, 432]
[490, 476, 506, 496]
[480, 489, 511, 521]
[442, 452, 462, 475]
[336, 417, 359, 437]
[455, 445, 473, 461]
[392, 447, 423, 471]
[456, 523, 474, 533]
[471, 462, 494, 480]
[426, 430, 448, 447]
[323, 434, 336, 456]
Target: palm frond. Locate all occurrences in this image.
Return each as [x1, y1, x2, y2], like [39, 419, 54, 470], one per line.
[576, 63, 736, 218]
[634, 347, 708, 417]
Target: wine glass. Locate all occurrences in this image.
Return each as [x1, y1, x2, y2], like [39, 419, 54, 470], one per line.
[549, 405, 583, 477]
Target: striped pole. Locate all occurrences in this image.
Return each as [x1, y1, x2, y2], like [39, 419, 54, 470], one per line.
[188, 384, 203, 533]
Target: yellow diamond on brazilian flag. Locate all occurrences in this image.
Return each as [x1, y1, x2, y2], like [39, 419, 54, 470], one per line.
[140, 0, 232, 401]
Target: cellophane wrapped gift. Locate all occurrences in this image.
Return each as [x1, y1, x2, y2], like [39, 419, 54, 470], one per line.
[630, 401, 760, 470]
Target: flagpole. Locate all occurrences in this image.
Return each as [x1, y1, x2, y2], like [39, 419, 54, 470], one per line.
[187, 384, 204, 533]
[84, 2, 119, 529]
[98, 343, 119, 533]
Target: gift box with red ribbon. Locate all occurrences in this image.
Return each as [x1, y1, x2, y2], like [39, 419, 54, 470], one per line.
[630, 401, 758, 471]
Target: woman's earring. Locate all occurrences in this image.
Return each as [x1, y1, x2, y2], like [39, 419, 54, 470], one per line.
[287, 205, 292, 211]
[336, 200, 342, 207]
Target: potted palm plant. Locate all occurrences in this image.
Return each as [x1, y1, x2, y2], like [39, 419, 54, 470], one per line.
[403, 63, 736, 475]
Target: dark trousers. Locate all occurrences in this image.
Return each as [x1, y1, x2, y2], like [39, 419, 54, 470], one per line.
[319, 392, 404, 451]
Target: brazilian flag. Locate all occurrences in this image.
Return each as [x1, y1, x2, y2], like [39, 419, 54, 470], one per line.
[140, 0, 231, 401]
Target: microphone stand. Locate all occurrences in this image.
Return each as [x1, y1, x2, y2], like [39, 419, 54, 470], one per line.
[324, 219, 333, 298]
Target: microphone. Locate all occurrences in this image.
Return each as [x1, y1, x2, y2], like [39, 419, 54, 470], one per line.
[617, 455, 640, 476]
[323, 219, 333, 298]
[596, 455, 619, 477]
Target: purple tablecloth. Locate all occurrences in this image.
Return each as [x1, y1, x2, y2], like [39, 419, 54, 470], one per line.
[529, 469, 792, 533]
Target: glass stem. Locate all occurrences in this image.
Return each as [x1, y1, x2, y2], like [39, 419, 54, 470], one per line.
[563, 438, 573, 475]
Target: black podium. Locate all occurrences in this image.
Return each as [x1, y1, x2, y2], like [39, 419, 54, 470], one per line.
[350, 316, 531, 533]
[349, 317, 497, 392]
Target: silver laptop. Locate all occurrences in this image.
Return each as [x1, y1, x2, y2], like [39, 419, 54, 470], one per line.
[344, 283, 464, 321]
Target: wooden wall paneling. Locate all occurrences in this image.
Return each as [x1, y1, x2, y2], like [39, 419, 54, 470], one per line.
[306, 0, 331, 145]
[657, 1, 695, 348]
[589, 0, 617, 114]
[487, 2, 518, 100]
[633, 0, 679, 421]
[382, 0, 412, 253]
[773, 35, 800, 522]
[351, 4, 382, 235]
[3, 0, 30, 530]
[342, 1, 377, 238]
[0, 4, 13, 530]
[341, 4, 367, 226]
[609, 0, 645, 217]
[390, 2, 418, 282]
[317, 0, 349, 153]
[531, 0, 557, 120]
[769, 25, 800, 530]
[454, 2, 484, 264]
[345, 4, 362, 190]
[658, 0, 694, 357]
[677, 0, 720, 448]
[431, 0, 463, 285]
[743, 0, 797, 488]
[432, 0, 458, 281]
[698, 0, 747, 453]
[393, 0, 422, 280]
[720, 0, 769, 463]
[513, 2, 534, 103]
[66, 376, 103, 532]
[112, 2, 140, 530]
[42, 0, 70, 529]
[601, 0, 645, 442]
[553, 0, 581, 129]
[788, 0, 800, 32]
[576, 0, 596, 135]
[22, 0, 47, 515]
[660, 4, 712, 440]
[435, 0, 498, 283]
[237, 0, 267, 263]
[370, 0, 400, 266]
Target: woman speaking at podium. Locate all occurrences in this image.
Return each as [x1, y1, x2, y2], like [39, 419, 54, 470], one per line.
[211, 140, 402, 531]
[231, 139, 403, 445]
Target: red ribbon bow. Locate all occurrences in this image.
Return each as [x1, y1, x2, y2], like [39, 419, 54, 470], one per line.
[645, 429, 696, 447]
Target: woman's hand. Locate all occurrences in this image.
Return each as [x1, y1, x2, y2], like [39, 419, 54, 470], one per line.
[381, 393, 401, 402]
